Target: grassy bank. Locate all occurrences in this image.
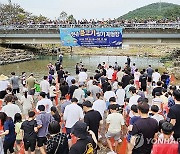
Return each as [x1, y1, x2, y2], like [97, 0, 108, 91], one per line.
[59, 44, 180, 57]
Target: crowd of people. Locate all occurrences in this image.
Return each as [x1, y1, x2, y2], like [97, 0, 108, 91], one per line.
[1, 17, 180, 29]
[0, 55, 179, 154]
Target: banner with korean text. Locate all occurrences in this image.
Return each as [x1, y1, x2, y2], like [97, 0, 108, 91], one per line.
[60, 28, 123, 47]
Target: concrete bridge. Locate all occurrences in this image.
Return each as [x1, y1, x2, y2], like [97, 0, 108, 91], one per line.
[0, 23, 180, 45]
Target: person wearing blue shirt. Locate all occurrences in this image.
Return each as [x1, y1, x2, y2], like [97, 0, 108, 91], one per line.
[0, 112, 16, 154]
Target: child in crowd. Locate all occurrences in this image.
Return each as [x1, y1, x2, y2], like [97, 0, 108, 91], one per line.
[14, 113, 23, 152]
[21, 111, 38, 154]
[105, 104, 125, 154]
[152, 122, 178, 154]
[150, 105, 164, 123]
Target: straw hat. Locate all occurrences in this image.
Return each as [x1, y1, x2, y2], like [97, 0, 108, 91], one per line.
[0, 74, 8, 81]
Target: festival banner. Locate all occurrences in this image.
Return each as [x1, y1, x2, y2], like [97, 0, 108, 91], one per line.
[60, 27, 123, 47]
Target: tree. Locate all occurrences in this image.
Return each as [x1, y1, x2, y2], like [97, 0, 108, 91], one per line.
[67, 15, 76, 24]
[59, 11, 68, 21]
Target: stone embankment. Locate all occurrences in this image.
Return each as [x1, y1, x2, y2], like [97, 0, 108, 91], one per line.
[0, 48, 36, 65]
[167, 49, 180, 80]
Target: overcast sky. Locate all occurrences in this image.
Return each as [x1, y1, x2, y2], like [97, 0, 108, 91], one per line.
[1, 0, 180, 20]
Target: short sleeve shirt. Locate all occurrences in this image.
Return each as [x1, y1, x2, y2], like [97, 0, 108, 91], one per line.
[168, 104, 180, 139]
[4, 119, 16, 142]
[21, 120, 37, 140]
[2, 104, 21, 121]
[106, 112, 124, 133]
[69, 136, 96, 154]
[36, 112, 54, 137]
[84, 110, 102, 139]
[131, 117, 159, 154]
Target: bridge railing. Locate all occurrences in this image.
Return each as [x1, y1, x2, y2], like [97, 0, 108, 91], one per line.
[0, 23, 180, 30]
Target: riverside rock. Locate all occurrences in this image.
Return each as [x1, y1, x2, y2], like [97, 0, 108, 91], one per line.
[0, 48, 36, 65]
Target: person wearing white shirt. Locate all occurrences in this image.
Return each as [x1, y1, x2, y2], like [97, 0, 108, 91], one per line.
[73, 84, 85, 105]
[128, 87, 141, 108]
[104, 85, 116, 102]
[63, 98, 84, 147]
[92, 93, 106, 118]
[134, 69, 141, 89]
[40, 76, 50, 95]
[66, 73, 75, 87]
[1, 94, 21, 121]
[78, 69, 88, 83]
[87, 76, 94, 91]
[152, 69, 161, 84]
[106, 66, 114, 80]
[116, 82, 125, 106]
[36, 92, 53, 113]
[21, 90, 33, 117]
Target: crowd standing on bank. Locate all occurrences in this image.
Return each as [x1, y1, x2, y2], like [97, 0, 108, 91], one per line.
[0, 55, 179, 154]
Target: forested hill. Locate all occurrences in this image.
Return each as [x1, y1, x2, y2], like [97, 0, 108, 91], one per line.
[118, 2, 180, 20]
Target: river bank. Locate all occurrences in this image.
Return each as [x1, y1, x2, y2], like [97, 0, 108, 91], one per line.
[0, 46, 36, 65]
[58, 44, 180, 57]
[1, 44, 179, 59]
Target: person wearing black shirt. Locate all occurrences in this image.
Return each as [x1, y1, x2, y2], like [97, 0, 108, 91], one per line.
[68, 79, 78, 99]
[69, 121, 97, 154]
[101, 66, 106, 76]
[59, 80, 69, 97]
[82, 101, 102, 140]
[21, 111, 37, 153]
[55, 60, 60, 72]
[75, 63, 80, 75]
[127, 56, 131, 66]
[139, 71, 147, 92]
[57, 67, 64, 83]
[122, 70, 131, 89]
[152, 81, 163, 97]
[102, 78, 111, 93]
[94, 70, 102, 81]
[50, 106, 61, 123]
[161, 72, 169, 81]
[167, 90, 180, 153]
[130, 101, 159, 154]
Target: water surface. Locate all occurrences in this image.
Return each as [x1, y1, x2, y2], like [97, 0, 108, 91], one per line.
[0, 55, 163, 81]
